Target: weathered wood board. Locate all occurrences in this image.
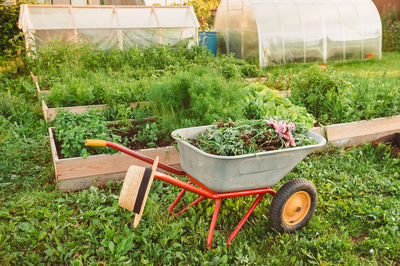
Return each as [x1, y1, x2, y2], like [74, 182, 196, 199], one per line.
[310, 114, 400, 150]
[30, 72, 49, 97]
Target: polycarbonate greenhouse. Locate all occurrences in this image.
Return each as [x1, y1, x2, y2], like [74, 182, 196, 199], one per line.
[18, 4, 199, 50]
[214, 0, 382, 67]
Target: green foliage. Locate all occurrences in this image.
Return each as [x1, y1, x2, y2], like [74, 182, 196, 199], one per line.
[185, 0, 219, 30]
[52, 110, 122, 158]
[191, 120, 315, 156]
[290, 65, 353, 124]
[101, 103, 152, 122]
[244, 83, 316, 128]
[42, 71, 150, 107]
[133, 122, 159, 148]
[149, 66, 247, 132]
[31, 42, 260, 107]
[381, 9, 400, 52]
[0, 1, 24, 57]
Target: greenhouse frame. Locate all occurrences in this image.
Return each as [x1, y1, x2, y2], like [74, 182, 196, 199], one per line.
[214, 0, 382, 66]
[18, 4, 199, 50]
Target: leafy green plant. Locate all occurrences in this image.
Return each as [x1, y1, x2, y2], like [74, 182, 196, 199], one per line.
[290, 65, 353, 124]
[53, 110, 122, 158]
[133, 122, 159, 148]
[31, 42, 260, 108]
[149, 66, 247, 133]
[98, 103, 152, 122]
[0, 1, 25, 57]
[244, 83, 316, 128]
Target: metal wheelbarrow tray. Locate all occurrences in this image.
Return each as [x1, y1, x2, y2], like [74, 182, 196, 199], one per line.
[172, 125, 326, 193]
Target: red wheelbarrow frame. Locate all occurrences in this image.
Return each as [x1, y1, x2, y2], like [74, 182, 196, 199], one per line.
[102, 141, 276, 249]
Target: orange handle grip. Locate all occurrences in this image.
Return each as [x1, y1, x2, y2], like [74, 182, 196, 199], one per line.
[85, 139, 106, 147]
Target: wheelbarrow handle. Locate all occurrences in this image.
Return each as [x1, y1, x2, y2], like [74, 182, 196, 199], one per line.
[85, 139, 186, 176]
[85, 139, 106, 146]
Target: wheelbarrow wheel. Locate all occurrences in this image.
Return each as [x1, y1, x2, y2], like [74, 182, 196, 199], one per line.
[269, 178, 317, 233]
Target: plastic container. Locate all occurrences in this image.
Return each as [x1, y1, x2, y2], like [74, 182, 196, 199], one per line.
[199, 31, 217, 56]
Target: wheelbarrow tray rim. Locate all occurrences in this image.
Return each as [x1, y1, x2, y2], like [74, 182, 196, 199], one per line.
[171, 125, 326, 160]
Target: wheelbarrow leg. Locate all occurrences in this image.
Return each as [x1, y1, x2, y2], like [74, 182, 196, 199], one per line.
[169, 181, 206, 215]
[226, 193, 265, 247]
[207, 199, 221, 249]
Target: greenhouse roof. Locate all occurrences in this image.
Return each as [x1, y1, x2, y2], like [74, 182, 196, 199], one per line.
[18, 5, 199, 32]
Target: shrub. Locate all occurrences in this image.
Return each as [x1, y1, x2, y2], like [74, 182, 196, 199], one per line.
[244, 83, 315, 128]
[0, 1, 24, 57]
[148, 66, 247, 132]
[290, 65, 353, 124]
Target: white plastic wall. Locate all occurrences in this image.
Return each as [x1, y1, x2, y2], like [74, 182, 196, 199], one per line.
[18, 5, 199, 50]
[214, 0, 382, 66]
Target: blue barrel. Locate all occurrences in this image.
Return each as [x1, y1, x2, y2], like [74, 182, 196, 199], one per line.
[199, 31, 217, 56]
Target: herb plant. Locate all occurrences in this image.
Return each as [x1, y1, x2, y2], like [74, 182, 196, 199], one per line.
[53, 110, 122, 158]
[133, 122, 159, 148]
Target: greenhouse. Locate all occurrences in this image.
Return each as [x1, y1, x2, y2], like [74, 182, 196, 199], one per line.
[18, 4, 199, 50]
[214, 0, 382, 66]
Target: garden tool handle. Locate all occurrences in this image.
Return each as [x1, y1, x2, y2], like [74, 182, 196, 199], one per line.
[85, 139, 107, 147]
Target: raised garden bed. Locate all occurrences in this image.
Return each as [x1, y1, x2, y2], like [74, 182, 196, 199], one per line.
[49, 127, 180, 192]
[41, 100, 145, 122]
[30, 72, 49, 97]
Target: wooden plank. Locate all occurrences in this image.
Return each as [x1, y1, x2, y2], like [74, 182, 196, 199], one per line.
[310, 115, 400, 148]
[42, 100, 49, 121]
[30, 72, 49, 97]
[43, 101, 145, 122]
[48, 127, 59, 178]
[55, 147, 180, 181]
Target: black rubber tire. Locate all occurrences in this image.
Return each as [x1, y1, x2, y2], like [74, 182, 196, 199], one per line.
[269, 178, 317, 233]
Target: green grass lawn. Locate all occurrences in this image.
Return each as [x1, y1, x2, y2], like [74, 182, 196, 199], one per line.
[1, 53, 400, 264]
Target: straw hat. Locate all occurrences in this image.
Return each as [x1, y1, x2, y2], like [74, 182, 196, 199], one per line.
[119, 156, 159, 228]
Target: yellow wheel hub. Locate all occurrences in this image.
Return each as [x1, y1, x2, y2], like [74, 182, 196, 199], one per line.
[282, 191, 311, 226]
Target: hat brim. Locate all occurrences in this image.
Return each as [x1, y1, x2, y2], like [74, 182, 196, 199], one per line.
[118, 156, 159, 228]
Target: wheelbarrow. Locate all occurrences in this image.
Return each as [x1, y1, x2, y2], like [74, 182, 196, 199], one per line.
[85, 125, 326, 249]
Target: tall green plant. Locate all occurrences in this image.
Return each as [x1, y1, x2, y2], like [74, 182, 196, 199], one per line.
[290, 65, 353, 124]
[149, 66, 247, 132]
[0, 1, 29, 75]
[0, 1, 24, 56]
